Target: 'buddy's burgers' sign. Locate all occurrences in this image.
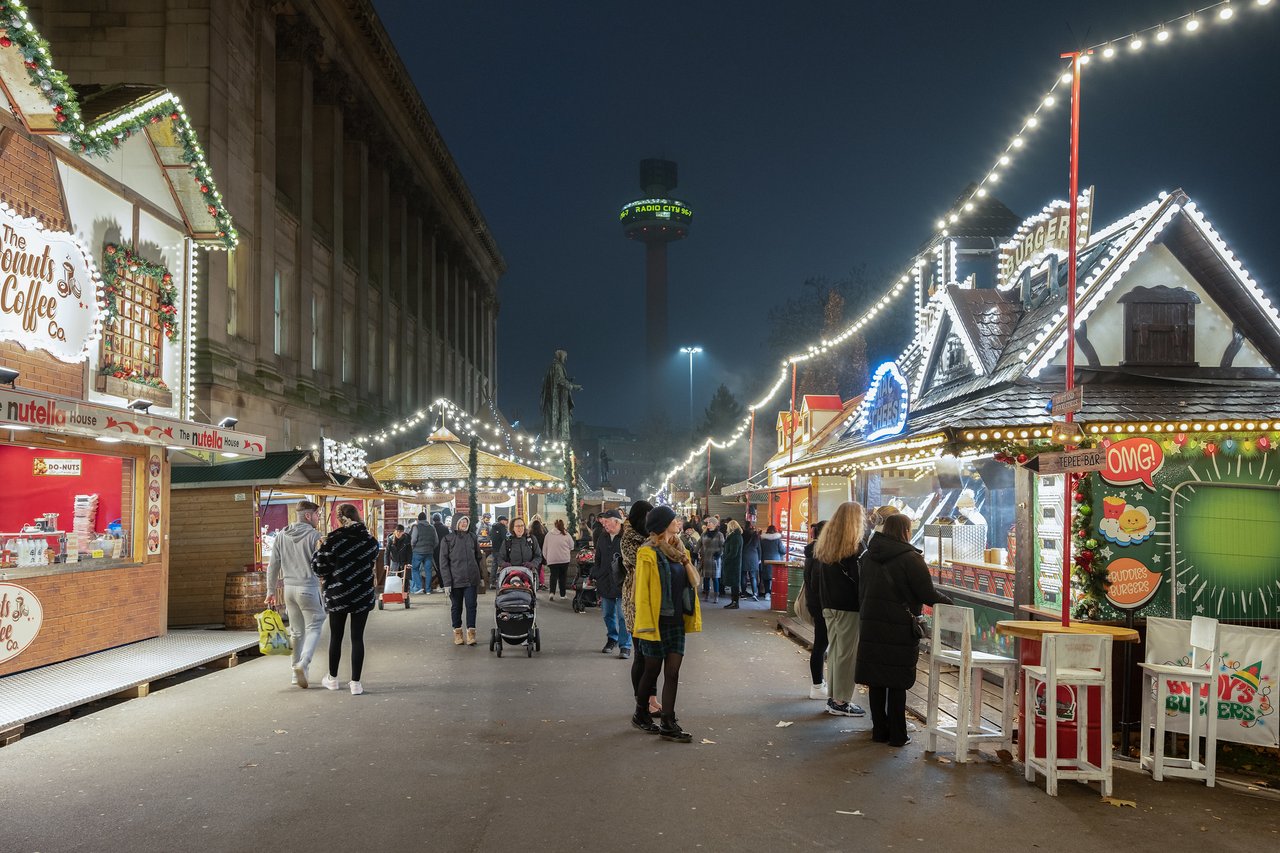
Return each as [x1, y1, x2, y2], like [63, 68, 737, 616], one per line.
[0, 206, 102, 363]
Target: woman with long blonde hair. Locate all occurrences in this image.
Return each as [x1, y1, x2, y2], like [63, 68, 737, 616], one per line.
[813, 501, 868, 717]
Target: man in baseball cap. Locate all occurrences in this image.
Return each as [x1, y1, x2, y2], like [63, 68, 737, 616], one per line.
[591, 509, 628, 655]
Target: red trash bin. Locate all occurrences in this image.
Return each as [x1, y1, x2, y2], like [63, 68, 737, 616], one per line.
[769, 562, 788, 611]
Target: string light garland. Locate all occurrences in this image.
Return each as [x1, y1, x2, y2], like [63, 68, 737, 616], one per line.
[650, 0, 1276, 500]
[350, 397, 564, 470]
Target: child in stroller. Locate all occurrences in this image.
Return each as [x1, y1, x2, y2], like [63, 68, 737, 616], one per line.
[489, 565, 541, 657]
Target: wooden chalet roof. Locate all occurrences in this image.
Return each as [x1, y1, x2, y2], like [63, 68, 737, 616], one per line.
[369, 432, 561, 487]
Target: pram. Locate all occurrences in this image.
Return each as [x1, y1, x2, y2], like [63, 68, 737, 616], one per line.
[489, 566, 541, 657]
[570, 545, 600, 614]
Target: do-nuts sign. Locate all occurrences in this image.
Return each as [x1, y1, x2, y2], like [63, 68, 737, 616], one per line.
[0, 583, 43, 665]
[0, 207, 102, 362]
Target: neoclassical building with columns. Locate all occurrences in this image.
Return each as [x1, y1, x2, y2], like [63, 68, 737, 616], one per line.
[32, 0, 504, 450]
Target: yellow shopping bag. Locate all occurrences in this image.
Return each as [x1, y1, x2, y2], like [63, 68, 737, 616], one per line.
[255, 608, 292, 655]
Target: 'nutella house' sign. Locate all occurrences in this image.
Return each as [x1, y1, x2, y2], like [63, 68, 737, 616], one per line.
[0, 206, 103, 362]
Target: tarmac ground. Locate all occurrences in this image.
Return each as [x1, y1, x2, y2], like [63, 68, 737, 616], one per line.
[4, 591, 1277, 852]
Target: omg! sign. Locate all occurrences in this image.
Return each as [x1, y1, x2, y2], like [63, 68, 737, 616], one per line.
[0, 208, 102, 363]
[0, 583, 44, 665]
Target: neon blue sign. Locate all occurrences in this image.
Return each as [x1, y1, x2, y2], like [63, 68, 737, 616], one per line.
[862, 361, 909, 441]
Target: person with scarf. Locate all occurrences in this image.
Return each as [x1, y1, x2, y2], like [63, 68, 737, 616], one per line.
[741, 520, 763, 601]
[721, 519, 744, 608]
[633, 505, 703, 743]
[620, 500, 658, 701]
[311, 503, 380, 695]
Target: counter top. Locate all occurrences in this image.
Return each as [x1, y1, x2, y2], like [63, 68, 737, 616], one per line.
[995, 619, 1140, 643]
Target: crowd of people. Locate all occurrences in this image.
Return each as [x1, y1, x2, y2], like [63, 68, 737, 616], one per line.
[263, 496, 950, 749]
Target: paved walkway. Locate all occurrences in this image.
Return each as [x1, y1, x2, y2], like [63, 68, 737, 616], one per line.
[2, 594, 1274, 852]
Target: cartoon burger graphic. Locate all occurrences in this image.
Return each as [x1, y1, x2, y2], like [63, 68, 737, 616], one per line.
[1098, 498, 1157, 546]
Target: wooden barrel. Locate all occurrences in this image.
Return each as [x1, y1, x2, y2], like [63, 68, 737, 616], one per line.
[224, 571, 267, 630]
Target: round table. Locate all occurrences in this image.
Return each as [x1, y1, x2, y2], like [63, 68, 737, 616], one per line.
[996, 620, 1140, 765]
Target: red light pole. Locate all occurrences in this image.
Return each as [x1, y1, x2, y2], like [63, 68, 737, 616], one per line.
[1059, 50, 1086, 627]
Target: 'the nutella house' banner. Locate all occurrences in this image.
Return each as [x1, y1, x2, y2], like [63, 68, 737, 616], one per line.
[0, 388, 266, 458]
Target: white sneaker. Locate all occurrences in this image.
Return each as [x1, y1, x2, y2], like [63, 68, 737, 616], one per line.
[349, 681, 364, 696]
[292, 665, 308, 689]
[290, 672, 298, 686]
[809, 682, 828, 700]
[322, 674, 340, 690]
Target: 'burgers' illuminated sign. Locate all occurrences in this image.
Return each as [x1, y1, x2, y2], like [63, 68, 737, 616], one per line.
[619, 198, 693, 227]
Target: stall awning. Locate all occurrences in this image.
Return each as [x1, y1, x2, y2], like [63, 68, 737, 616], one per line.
[369, 428, 562, 492]
[171, 449, 382, 495]
[0, 387, 266, 457]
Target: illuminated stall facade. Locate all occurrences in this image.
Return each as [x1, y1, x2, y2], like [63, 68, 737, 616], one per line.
[0, 7, 265, 675]
[782, 189, 1280, 652]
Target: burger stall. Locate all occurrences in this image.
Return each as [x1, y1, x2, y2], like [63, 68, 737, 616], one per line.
[780, 189, 1280, 757]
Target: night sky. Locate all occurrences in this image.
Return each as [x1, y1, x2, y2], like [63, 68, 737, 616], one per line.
[374, 0, 1280, 437]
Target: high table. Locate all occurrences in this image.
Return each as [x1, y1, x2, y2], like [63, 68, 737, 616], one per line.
[995, 619, 1140, 766]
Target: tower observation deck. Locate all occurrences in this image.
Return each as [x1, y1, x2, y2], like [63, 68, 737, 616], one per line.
[621, 158, 692, 414]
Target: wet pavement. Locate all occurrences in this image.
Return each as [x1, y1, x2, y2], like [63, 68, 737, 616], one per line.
[4, 593, 1276, 852]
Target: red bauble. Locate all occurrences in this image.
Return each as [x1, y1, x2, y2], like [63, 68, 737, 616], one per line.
[1077, 529, 1088, 538]
[0, 37, 13, 48]
[1016, 453, 1028, 464]
[1074, 492, 1086, 502]
[170, 111, 180, 120]
[1080, 550, 1094, 562]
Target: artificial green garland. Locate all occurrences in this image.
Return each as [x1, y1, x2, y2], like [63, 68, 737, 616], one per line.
[563, 445, 579, 535]
[1069, 472, 1108, 620]
[0, 1, 237, 247]
[467, 435, 479, 528]
[102, 244, 180, 343]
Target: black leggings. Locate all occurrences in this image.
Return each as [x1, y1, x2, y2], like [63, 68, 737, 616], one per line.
[548, 562, 569, 596]
[810, 612, 829, 685]
[328, 610, 369, 681]
[636, 652, 684, 724]
[630, 635, 657, 704]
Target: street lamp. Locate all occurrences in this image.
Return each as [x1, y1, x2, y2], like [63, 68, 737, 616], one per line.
[680, 346, 702, 429]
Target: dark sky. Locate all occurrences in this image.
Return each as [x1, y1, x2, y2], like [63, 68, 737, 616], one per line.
[374, 0, 1280, 436]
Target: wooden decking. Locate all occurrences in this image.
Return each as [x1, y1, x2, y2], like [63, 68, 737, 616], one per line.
[777, 615, 1015, 743]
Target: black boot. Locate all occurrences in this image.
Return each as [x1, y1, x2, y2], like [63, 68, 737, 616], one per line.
[659, 717, 692, 743]
[631, 708, 660, 734]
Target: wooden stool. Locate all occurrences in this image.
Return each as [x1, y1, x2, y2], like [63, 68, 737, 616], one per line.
[1023, 632, 1113, 796]
[1138, 616, 1219, 787]
[924, 604, 1017, 762]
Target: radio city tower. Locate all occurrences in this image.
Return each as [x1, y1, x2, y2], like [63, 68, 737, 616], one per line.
[620, 159, 692, 413]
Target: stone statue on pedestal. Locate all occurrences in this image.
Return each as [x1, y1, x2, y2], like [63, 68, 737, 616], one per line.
[540, 350, 580, 444]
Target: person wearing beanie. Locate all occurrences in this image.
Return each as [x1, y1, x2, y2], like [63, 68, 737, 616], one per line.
[632, 504, 700, 742]
[621, 501, 657, 705]
[591, 509, 629, 655]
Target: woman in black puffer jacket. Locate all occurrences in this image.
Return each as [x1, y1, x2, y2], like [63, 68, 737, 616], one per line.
[856, 513, 952, 747]
[311, 503, 380, 695]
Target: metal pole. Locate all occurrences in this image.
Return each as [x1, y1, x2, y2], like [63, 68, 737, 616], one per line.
[786, 362, 797, 554]
[747, 409, 756, 508]
[705, 444, 711, 517]
[1059, 49, 1083, 628]
[688, 350, 695, 430]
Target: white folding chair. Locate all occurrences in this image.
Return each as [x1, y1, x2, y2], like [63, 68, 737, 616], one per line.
[1023, 632, 1114, 796]
[924, 604, 1017, 762]
[1138, 616, 1219, 787]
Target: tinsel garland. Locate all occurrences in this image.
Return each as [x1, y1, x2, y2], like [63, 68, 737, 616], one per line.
[1069, 472, 1108, 620]
[468, 435, 479, 528]
[563, 446, 579, 535]
[102, 244, 180, 343]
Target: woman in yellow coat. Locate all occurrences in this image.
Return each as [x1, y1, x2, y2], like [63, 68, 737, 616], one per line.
[633, 505, 702, 742]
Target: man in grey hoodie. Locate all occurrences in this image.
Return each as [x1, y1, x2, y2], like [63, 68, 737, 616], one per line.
[265, 500, 324, 688]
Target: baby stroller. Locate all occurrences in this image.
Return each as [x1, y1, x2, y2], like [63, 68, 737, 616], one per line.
[571, 545, 600, 614]
[489, 566, 541, 657]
